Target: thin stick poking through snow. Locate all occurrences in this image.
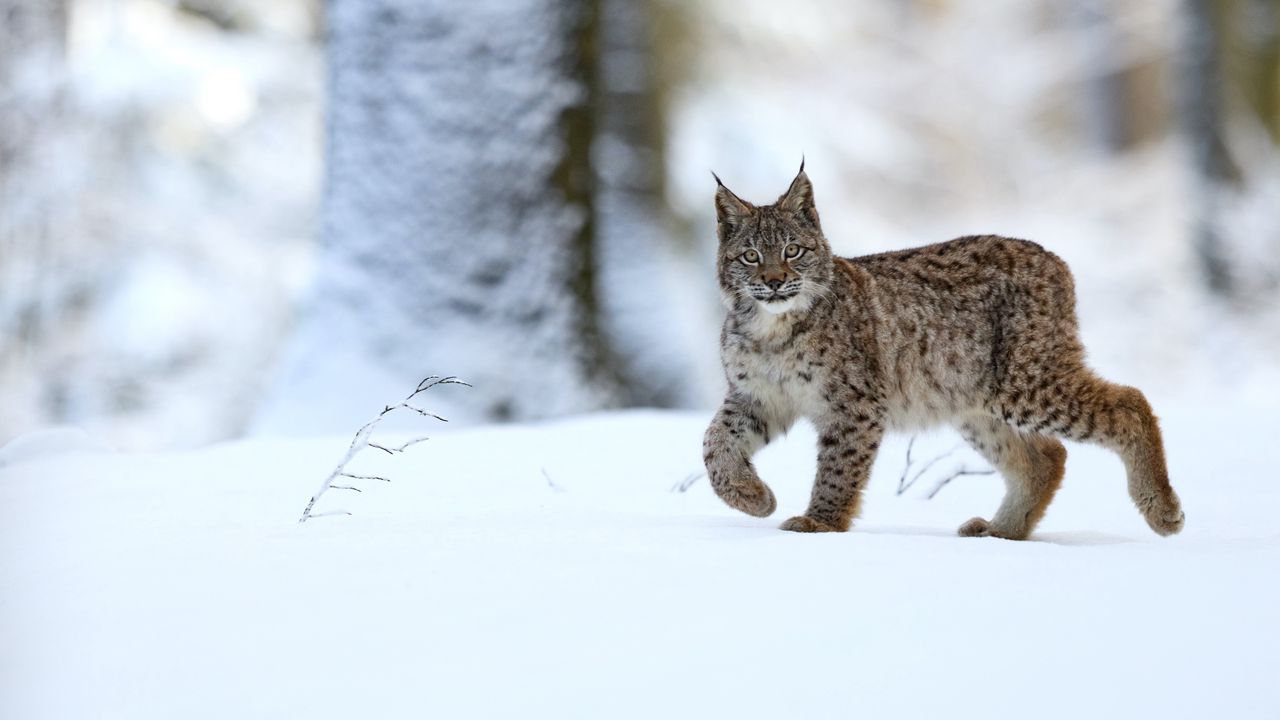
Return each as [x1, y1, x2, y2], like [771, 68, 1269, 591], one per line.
[672, 472, 704, 493]
[298, 375, 469, 523]
[897, 435, 995, 499]
[541, 468, 565, 493]
[896, 436, 918, 495]
[897, 440, 965, 496]
[927, 467, 996, 499]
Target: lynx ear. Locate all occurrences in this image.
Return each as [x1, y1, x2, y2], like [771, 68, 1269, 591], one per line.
[713, 172, 754, 241]
[778, 159, 820, 228]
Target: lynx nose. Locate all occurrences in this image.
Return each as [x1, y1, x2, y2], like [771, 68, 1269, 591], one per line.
[765, 278, 785, 291]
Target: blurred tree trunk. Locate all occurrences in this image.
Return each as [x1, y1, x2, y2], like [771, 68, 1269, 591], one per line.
[268, 0, 626, 427]
[1077, 1, 1138, 154]
[594, 0, 696, 407]
[1076, 1, 1170, 155]
[1177, 0, 1241, 298]
[1233, 0, 1280, 144]
[0, 0, 68, 354]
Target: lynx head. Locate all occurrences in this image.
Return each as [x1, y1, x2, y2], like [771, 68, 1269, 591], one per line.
[713, 162, 834, 316]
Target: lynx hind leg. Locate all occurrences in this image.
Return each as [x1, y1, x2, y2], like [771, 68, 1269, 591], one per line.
[956, 416, 1066, 540]
[1042, 377, 1185, 536]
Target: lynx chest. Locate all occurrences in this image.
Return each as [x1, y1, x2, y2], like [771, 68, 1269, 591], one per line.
[723, 328, 828, 425]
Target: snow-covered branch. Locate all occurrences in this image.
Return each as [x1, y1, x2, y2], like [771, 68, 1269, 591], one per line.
[297, 375, 469, 523]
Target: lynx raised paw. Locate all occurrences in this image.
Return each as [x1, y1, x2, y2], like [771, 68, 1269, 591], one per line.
[1148, 509, 1185, 536]
[717, 479, 777, 518]
[1144, 499, 1185, 537]
[779, 515, 842, 533]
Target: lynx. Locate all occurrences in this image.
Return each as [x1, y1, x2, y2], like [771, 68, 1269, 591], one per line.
[702, 163, 1185, 539]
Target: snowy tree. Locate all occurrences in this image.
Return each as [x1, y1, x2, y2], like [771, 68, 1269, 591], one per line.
[263, 0, 619, 427]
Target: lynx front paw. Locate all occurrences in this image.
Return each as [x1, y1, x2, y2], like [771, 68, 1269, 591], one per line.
[779, 515, 841, 533]
[717, 479, 777, 518]
[1145, 502, 1185, 537]
[1135, 489, 1185, 537]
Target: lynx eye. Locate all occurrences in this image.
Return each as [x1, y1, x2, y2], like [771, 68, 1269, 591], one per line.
[784, 243, 804, 260]
[740, 249, 761, 265]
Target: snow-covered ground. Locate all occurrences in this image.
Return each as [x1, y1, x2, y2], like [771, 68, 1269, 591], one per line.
[2, 402, 1277, 719]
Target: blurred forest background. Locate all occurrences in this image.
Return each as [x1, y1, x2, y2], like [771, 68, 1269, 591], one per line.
[2, 0, 1278, 450]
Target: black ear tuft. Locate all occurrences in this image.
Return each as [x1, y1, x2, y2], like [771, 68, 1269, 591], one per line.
[778, 160, 819, 229]
[713, 171, 754, 241]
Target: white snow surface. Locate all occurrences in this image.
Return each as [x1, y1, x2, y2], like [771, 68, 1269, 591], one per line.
[2, 404, 1277, 719]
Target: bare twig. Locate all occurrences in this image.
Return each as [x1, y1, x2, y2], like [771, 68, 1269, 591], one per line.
[671, 471, 704, 493]
[541, 468, 565, 493]
[896, 436, 918, 495]
[402, 405, 448, 422]
[897, 434, 995, 500]
[394, 437, 431, 452]
[369, 437, 430, 455]
[926, 467, 996, 499]
[898, 441, 964, 495]
[340, 472, 390, 482]
[297, 375, 469, 523]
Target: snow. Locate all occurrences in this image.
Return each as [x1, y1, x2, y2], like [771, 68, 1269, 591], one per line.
[0, 426, 115, 468]
[2, 402, 1277, 718]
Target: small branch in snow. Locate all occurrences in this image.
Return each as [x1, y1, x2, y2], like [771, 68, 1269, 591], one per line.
[369, 437, 430, 455]
[926, 467, 996, 499]
[541, 468, 565, 493]
[895, 436, 917, 495]
[340, 472, 390, 482]
[394, 437, 431, 452]
[402, 405, 448, 422]
[297, 375, 469, 523]
[897, 439, 964, 496]
[897, 435, 995, 499]
[671, 471, 704, 493]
